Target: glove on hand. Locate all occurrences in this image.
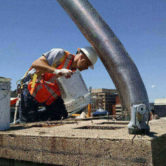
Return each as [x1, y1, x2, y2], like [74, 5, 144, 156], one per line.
[53, 69, 73, 78]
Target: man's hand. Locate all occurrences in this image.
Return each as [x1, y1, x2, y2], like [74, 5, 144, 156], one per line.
[53, 69, 73, 78]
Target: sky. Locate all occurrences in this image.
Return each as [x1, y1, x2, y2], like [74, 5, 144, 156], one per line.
[0, 0, 166, 102]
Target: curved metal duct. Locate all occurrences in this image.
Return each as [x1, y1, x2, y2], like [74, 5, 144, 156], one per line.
[57, 0, 150, 134]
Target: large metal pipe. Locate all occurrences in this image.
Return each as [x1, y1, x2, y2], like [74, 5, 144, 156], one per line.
[57, 0, 150, 134]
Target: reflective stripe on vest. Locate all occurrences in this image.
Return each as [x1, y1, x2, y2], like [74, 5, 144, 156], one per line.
[31, 83, 43, 98]
[63, 54, 73, 69]
[44, 84, 58, 104]
[28, 51, 74, 105]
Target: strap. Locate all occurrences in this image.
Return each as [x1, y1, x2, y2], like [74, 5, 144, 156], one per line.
[52, 53, 67, 68]
[52, 51, 73, 69]
[31, 83, 43, 97]
[63, 54, 73, 69]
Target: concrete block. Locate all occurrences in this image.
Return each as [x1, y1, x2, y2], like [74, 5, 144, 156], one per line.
[0, 118, 165, 166]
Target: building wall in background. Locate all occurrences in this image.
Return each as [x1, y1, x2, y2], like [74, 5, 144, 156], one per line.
[91, 88, 118, 114]
[154, 98, 166, 117]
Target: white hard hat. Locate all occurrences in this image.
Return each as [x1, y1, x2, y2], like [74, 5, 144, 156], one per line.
[79, 46, 98, 69]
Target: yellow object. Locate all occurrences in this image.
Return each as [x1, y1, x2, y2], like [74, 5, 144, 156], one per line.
[29, 73, 38, 94]
[71, 114, 80, 117]
[87, 104, 91, 117]
[31, 73, 38, 88]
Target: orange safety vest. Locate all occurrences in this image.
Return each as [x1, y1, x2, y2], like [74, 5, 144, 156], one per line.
[28, 51, 74, 105]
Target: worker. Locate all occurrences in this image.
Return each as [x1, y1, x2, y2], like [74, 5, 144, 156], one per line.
[19, 46, 98, 123]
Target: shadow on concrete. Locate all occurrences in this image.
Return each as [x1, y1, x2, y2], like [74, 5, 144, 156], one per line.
[8, 121, 76, 131]
[151, 134, 166, 166]
[146, 132, 158, 138]
[0, 158, 62, 166]
[97, 122, 129, 125]
[75, 126, 124, 130]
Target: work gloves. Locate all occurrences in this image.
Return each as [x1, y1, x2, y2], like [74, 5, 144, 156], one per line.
[53, 69, 73, 78]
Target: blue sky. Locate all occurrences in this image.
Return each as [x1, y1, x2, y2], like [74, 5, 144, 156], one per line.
[0, 0, 166, 102]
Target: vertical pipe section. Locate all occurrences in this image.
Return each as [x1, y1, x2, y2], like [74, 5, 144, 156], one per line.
[57, 0, 150, 133]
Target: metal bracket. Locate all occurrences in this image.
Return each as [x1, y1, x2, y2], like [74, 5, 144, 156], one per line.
[128, 104, 150, 134]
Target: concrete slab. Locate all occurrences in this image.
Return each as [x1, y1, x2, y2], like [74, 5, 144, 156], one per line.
[0, 118, 166, 166]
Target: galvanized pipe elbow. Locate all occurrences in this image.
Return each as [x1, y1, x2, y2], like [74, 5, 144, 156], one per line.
[57, 0, 150, 134]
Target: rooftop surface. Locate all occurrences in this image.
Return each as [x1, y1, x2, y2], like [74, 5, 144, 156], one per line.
[0, 118, 165, 166]
[2, 118, 165, 139]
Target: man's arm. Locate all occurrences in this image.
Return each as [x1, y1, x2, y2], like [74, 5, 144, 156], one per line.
[31, 56, 55, 73]
[31, 56, 73, 78]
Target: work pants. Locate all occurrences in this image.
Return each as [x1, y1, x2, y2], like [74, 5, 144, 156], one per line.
[20, 85, 68, 122]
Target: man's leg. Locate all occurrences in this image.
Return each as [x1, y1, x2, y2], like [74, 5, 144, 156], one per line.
[19, 85, 39, 122]
[46, 97, 68, 120]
